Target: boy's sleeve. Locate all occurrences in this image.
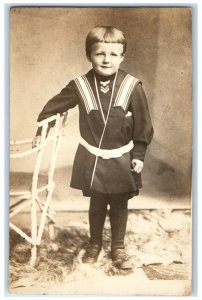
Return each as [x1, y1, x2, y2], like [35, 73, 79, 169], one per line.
[36, 80, 78, 136]
[128, 83, 154, 161]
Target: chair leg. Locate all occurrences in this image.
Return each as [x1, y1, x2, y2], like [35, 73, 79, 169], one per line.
[37, 184, 55, 245]
[31, 192, 38, 267]
[36, 196, 56, 240]
[29, 244, 38, 267]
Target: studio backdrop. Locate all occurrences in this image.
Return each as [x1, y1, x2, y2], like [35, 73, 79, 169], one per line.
[10, 7, 192, 207]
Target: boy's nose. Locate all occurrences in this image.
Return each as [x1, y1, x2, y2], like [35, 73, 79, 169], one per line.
[103, 55, 110, 63]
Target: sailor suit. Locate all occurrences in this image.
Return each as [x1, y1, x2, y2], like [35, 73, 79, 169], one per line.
[37, 69, 153, 198]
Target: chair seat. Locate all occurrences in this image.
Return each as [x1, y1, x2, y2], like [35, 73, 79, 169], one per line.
[10, 172, 48, 193]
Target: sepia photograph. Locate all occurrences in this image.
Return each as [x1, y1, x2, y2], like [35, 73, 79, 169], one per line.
[9, 6, 192, 296]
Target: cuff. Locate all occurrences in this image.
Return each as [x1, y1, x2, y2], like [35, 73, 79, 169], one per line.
[132, 142, 147, 161]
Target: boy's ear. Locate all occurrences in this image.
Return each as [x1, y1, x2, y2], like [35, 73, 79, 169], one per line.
[121, 54, 125, 62]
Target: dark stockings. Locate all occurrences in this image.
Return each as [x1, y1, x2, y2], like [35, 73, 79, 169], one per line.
[89, 192, 128, 250]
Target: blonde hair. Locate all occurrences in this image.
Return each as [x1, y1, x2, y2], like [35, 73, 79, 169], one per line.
[85, 26, 127, 58]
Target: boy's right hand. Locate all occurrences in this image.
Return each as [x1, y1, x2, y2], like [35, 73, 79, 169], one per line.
[32, 136, 41, 148]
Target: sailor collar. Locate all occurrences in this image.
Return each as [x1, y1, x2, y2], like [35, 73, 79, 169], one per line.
[74, 70, 140, 113]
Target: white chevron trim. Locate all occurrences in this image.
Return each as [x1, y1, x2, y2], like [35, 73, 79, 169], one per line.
[100, 86, 109, 93]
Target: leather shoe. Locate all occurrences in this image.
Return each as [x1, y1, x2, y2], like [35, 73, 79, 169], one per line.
[82, 244, 101, 264]
[111, 248, 133, 269]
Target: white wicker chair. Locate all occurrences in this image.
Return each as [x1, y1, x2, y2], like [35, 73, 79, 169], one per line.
[10, 113, 67, 267]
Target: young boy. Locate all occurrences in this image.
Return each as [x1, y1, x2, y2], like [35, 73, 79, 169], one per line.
[34, 26, 153, 270]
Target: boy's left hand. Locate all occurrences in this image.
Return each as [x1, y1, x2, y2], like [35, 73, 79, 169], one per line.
[131, 159, 144, 173]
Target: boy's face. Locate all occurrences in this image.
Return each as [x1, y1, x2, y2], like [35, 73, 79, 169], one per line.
[88, 42, 124, 76]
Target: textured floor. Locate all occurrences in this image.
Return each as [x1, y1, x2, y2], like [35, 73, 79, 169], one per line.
[8, 209, 192, 296]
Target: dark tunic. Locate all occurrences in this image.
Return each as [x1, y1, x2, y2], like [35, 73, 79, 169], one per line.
[37, 69, 153, 198]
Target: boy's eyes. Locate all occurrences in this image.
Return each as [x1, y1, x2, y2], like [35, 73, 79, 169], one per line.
[95, 53, 118, 57]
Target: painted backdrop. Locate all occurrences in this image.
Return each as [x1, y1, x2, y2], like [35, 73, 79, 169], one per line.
[10, 7, 192, 207]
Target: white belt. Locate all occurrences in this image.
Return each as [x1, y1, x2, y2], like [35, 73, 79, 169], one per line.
[80, 138, 134, 159]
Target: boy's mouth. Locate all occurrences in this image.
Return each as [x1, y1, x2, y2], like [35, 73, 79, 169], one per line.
[101, 66, 112, 69]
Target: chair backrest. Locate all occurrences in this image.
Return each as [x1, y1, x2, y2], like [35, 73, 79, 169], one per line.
[10, 113, 67, 198]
